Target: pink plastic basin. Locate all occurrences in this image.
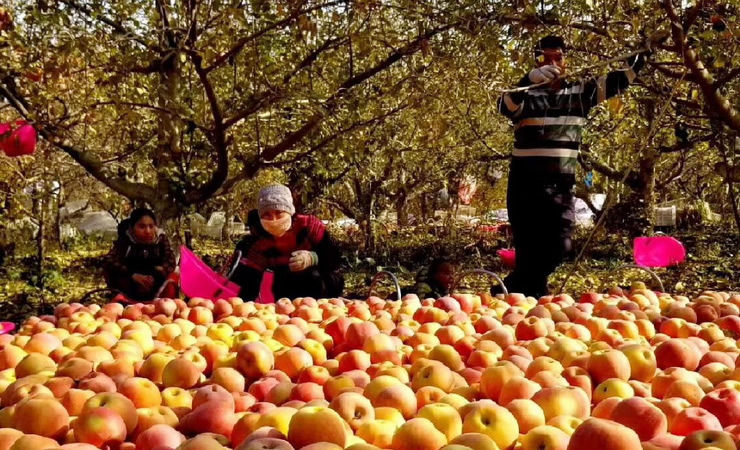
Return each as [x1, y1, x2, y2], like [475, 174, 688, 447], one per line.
[0, 322, 15, 335]
[634, 236, 686, 268]
[179, 246, 240, 300]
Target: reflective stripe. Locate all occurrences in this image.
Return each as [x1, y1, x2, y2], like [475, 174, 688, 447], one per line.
[548, 134, 582, 142]
[597, 75, 607, 104]
[515, 116, 587, 128]
[556, 85, 584, 95]
[512, 148, 579, 158]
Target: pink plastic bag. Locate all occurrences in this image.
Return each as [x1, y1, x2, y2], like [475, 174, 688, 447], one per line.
[257, 269, 275, 304]
[497, 248, 516, 269]
[0, 121, 37, 157]
[179, 246, 240, 300]
[634, 236, 686, 268]
[0, 322, 15, 335]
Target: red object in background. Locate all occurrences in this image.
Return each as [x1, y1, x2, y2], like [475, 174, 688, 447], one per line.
[497, 249, 516, 269]
[0, 121, 37, 157]
[0, 322, 15, 335]
[159, 273, 179, 299]
[458, 177, 478, 205]
[478, 225, 501, 233]
[112, 293, 129, 304]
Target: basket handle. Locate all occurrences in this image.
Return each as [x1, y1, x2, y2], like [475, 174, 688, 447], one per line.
[223, 250, 242, 279]
[599, 264, 665, 292]
[452, 269, 508, 295]
[369, 271, 402, 300]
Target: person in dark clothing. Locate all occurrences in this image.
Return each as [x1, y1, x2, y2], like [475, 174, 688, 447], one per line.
[411, 258, 457, 299]
[103, 208, 178, 301]
[230, 184, 344, 301]
[497, 35, 649, 298]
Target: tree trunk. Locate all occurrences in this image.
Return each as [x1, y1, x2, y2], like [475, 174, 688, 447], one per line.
[35, 190, 45, 292]
[222, 200, 232, 242]
[605, 101, 658, 237]
[420, 193, 428, 222]
[396, 193, 409, 227]
[151, 33, 184, 225]
[152, 198, 182, 230]
[51, 183, 62, 247]
[719, 133, 740, 233]
[362, 196, 376, 253]
[635, 150, 658, 234]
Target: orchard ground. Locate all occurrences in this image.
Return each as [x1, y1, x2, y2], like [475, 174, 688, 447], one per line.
[0, 223, 737, 324]
[0, 222, 738, 449]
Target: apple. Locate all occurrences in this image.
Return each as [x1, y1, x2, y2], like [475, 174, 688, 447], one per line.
[74, 407, 128, 447]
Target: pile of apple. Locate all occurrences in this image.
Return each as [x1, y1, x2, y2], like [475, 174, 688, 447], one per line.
[0, 287, 739, 450]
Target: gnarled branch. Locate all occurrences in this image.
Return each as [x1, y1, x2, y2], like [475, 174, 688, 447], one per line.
[661, 0, 740, 132]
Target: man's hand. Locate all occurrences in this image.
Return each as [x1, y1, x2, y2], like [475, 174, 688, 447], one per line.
[289, 251, 318, 272]
[528, 65, 561, 84]
[132, 273, 155, 291]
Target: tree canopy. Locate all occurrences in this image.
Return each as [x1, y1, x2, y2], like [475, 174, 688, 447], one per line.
[0, 0, 737, 232]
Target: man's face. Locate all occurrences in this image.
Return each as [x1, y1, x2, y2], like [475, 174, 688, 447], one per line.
[537, 48, 566, 72]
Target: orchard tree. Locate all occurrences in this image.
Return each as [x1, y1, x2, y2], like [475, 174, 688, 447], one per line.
[0, 0, 737, 235]
[0, 0, 504, 220]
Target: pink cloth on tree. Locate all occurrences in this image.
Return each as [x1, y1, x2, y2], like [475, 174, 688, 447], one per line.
[0, 121, 37, 157]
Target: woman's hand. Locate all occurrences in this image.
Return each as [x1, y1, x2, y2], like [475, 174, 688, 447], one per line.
[132, 273, 155, 291]
[289, 251, 318, 272]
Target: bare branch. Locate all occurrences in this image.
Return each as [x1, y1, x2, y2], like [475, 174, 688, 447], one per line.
[1, 80, 156, 201]
[714, 68, 740, 89]
[58, 0, 157, 51]
[657, 133, 713, 153]
[266, 103, 410, 168]
[85, 101, 209, 131]
[257, 21, 460, 164]
[661, 0, 740, 132]
[205, 2, 343, 73]
[656, 154, 686, 189]
[682, 0, 706, 31]
[500, 13, 610, 37]
[185, 52, 229, 204]
[580, 146, 625, 181]
[100, 133, 157, 164]
[223, 36, 348, 129]
[650, 62, 696, 81]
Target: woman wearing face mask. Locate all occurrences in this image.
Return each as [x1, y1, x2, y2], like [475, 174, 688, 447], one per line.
[230, 184, 345, 301]
[103, 208, 178, 301]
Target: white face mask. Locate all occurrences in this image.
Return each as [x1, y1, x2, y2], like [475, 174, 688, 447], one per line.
[261, 215, 292, 237]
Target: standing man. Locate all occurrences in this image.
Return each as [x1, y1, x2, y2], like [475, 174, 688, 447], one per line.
[497, 35, 649, 298]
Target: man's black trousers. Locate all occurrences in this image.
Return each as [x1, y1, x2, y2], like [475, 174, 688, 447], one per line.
[503, 171, 576, 298]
